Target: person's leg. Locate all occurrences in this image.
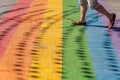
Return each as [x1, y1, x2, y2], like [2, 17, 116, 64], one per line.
[72, 0, 88, 25]
[88, 0, 116, 29]
[95, 5, 116, 29]
[80, 0, 88, 22]
[95, 5, 112, 20]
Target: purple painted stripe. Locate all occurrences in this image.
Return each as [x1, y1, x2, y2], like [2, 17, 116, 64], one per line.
[98, 0, 120, 59]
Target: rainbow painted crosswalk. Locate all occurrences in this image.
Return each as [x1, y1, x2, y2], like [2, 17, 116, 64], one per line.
[0, 0, 120, 80]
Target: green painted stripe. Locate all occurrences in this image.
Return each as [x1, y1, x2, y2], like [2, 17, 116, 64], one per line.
[62, 0, 96, 80]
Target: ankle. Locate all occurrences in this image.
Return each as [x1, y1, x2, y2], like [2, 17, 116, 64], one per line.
[79, 19, 86, 22]
[108, 14, 113, 21]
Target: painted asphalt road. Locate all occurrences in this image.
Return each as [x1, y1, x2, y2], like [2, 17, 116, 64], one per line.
[0, 0, 18, 18]
[103, 0, 120, 18]
[0, 0, 120, 80]
[99, 0, 120, 59]
[86, 7, 120, 80]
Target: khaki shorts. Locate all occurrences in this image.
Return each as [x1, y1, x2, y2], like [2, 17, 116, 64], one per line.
[79, 0, 100, 9]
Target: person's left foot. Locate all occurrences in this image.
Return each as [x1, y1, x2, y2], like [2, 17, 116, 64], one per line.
[108, 13, 116, 29]
[72, 21, 86, 25]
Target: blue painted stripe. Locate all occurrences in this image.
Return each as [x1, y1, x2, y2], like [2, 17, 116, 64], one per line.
[85, 7, 120, 80]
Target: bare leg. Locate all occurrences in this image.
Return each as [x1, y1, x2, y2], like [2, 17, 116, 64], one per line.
[95, 4, 116, 29]
[72, 4, 87, 25]
[80, 4, 88, 22]
[95, 5, 112, 20]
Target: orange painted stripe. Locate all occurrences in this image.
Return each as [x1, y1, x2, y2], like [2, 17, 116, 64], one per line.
[0, 0, 33, 58]
[0, 0, 48, 80]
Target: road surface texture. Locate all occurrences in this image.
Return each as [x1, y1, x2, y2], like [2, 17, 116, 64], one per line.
[0, 0, 120, 80]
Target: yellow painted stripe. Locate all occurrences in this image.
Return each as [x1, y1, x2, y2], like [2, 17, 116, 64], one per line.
[29, 0, 62, 80]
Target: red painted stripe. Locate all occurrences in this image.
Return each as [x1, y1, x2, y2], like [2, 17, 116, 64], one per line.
[0, 0, 33, 58]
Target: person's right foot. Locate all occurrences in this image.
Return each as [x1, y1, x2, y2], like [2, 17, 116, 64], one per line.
[108, 13, 116, 29]
[72, 21, 86, 25]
